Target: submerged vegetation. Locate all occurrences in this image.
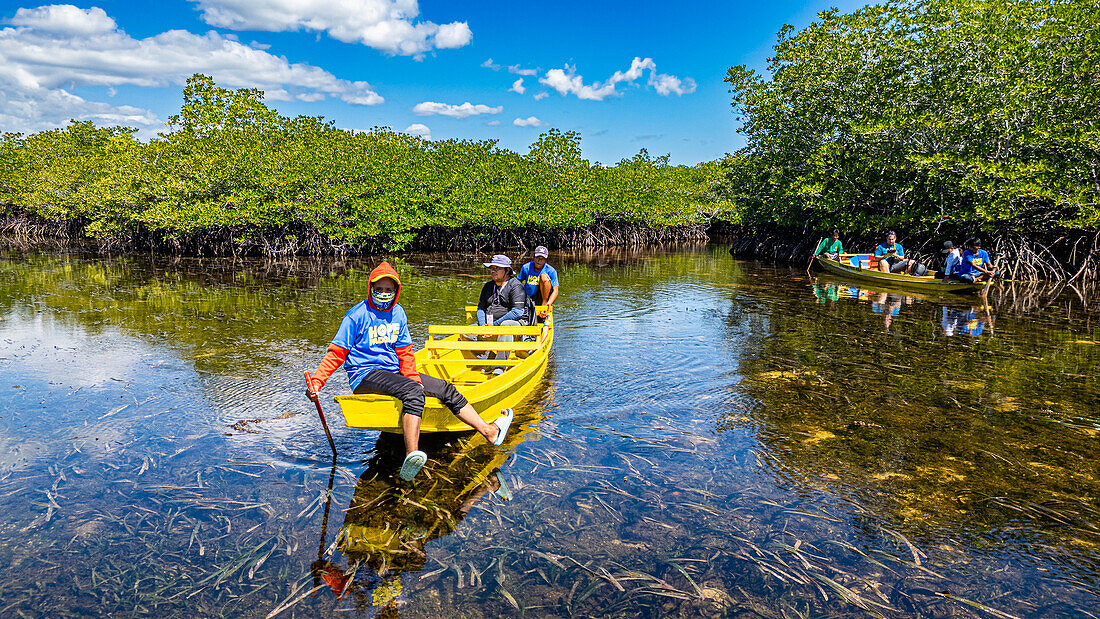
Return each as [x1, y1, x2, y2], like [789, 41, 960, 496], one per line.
[723, 0, 1100, 279]
[0, 75, 729, 255]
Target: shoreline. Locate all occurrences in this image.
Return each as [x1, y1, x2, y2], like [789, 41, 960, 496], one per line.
[4, 211, 1097, 282]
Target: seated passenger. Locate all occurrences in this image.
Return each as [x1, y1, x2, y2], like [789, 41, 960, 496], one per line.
[516, 245, 559, 321]
[813, 229, 844, 260]
[958, 238, 997, 283]
[875, 231, 913, 274]
[940, 241, 961, 279]
[306, 262, 512, 481]
[476, 255, 531, 372]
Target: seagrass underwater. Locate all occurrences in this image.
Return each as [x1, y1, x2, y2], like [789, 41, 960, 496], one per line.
[0, 247, 1097, 616]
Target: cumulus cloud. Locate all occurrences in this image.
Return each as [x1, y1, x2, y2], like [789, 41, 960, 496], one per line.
[533, 92, 548, 101]
[481, 57, 500, 70]
[513, 116, 546, 127]
[486, 119, 501, 126]
[538, 57, 696, 101]
[507, 64, 537, 76]
[649, 73, 696, 96]
[8, 4, 116, 34]
[0, 4, 383, 134]
[412, 101, 502, 119]
[191, 0, 472, 56]
[404, 123, 431, 139]
[508, 78, 525, 94]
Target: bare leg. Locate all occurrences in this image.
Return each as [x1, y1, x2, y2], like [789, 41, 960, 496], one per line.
[879, 259, 890, 273]
[454, 403, 499, 443]
[402, 414, 421, 454]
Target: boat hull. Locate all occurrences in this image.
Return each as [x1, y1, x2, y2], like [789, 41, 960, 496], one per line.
[334, 307, 553, 432]
[814, 256, 989, 293]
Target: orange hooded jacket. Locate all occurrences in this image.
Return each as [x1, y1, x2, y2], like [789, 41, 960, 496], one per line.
[309, 261, 421, 392]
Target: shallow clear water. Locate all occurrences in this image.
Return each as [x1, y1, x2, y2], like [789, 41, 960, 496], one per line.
[0, 247, 1097, 617]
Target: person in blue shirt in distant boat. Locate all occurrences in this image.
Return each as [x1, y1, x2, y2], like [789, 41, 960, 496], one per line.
[958, 238, 998, 283]
[875, 231, 915, 274]
[813, 229, 845, 260]
[515, 246, 558, 321]
[940, 241, 962, 279]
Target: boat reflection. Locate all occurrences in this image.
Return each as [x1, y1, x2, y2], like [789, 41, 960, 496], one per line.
[310, 413, 538, 611]
[940, 304, 995, 338]
[813, 280, 920, 328]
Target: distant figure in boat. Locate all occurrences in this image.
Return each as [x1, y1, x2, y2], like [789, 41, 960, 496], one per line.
[958, 238, 998, 283]
[875, 231, 915, 274]
[813, 230, 844, 261]
[516, 245, 559, 321]
[306, 261, 513, 481]
[940, 241, 962, 280]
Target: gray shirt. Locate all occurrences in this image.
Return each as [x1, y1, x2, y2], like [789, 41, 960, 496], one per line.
[478, 278, 529, 324]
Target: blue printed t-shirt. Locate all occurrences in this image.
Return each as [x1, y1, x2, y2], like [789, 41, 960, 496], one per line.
[331, 300, 412, 389]
[875, 243, 904, 258]
[959, 249, 991, 276]
[516, 261, 559, 303]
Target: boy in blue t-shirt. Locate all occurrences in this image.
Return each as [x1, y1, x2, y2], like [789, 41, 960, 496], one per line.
[958, 238, 997, 283]
[516, 246, 559, 320]
[307, 262, 513, 481]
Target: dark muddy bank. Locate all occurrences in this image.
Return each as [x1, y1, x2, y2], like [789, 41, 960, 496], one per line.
[0, 210, 708, 257]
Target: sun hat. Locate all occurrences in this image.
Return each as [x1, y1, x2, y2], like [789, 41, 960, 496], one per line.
[941, 241, 954, 253]
[483, 254, 512, 269]
[534, 246, 549, 258]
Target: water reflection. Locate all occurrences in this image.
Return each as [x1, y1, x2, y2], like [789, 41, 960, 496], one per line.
[813, 280, 924, 329]
[2, 249, 1099, 617]
[305, 412, 537, 614]
[940, 305, 995, 338]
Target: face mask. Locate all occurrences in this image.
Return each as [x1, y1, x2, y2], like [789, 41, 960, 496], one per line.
[371, 288, 396, 307]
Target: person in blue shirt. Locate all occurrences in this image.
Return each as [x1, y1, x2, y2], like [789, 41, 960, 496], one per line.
[515, 246, 559, 321]
[958, 238, 997, 283]
[874, 231, 914, 274]
[307, 261, 513, 481]
[940, 241, 962, 279]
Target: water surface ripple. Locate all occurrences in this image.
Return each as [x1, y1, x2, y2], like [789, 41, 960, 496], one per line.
[0, 248, 1097, 617]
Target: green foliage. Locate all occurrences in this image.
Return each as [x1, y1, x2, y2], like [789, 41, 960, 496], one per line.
[0, 75, 726, 251]
[724, 0, 1100, 233]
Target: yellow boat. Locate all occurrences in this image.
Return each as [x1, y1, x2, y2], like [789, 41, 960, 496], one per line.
[334, 305, 553, 432]
[815, 254, 991, 293]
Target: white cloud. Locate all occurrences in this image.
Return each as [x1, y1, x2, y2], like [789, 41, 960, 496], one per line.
[513, 116, 546, 127]
[8, 4, 116, 34]
[404, 122, 431, 139]
[0, 5, 383, 134]
[649, 72, 697, 96]
[191, 0, 472, 56]
[481, 57, 500, 70]
[538, 57, 695, 101]
[486, 119, 501, 126]
[508, 78, 525, 94]
[507, 64, 537, 76]
[412, 101, 502, 119]
[533, 92, 548, 101]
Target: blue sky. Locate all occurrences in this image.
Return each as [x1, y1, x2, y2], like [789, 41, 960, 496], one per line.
[0, 0, 866, 164]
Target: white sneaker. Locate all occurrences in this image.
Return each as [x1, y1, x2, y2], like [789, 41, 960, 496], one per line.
[492, 368, 504, 376]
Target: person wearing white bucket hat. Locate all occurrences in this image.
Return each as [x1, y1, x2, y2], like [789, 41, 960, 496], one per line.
[475, 254, 530, 373]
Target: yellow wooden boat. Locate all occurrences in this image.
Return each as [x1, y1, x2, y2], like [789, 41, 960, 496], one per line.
[334, 306, 553, 432]
[815, 254, 991, 293]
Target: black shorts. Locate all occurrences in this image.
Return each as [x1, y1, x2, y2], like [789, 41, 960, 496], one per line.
[353, 369, 469, 418]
